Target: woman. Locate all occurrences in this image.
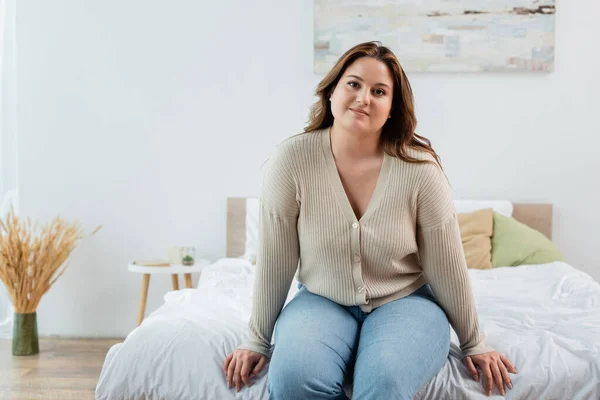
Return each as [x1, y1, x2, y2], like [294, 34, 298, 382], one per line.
[224, 41, 517, 399]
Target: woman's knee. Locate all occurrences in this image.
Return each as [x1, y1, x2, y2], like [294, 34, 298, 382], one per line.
[351, 294, 451, 399]
[360, 366, 416, 399]
[268, 339, 348, 400]
[268, 288, 358, 399]
[352, 346, 448, 400]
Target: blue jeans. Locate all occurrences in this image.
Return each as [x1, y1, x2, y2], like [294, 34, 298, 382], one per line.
[268, 283, 450, 400]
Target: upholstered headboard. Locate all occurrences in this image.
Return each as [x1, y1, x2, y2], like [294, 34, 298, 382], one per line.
[226, 198, 553, 258]
[227, 198, 249, 258]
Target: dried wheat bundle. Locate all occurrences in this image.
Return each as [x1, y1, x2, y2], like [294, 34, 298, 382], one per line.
[0, 206, 101, 313]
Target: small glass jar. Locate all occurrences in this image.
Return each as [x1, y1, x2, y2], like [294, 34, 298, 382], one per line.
[180, 246, 195, 266]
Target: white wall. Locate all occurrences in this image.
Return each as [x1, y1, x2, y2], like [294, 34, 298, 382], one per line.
[0, 0, 18, 339]
[16, 1, 600, 338]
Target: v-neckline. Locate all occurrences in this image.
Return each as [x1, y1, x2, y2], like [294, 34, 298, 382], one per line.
[321, 127, 391, 224]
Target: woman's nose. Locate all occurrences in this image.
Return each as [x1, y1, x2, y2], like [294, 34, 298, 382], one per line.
[356, 89, 370, 105]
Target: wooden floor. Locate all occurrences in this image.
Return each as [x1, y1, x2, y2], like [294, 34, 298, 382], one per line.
[0, 337, 124, 400]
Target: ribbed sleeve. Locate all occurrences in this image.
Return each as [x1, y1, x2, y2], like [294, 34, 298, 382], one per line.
[416, 162, 494, 358]
[236, 143, 300, 358]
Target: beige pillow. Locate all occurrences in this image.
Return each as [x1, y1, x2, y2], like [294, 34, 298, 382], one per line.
[457, 208, 494, 270]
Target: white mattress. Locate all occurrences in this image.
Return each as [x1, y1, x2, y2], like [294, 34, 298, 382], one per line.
[96, 258, 600, 400]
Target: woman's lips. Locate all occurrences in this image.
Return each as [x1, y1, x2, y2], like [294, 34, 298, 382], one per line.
[349, 108, 368, 116]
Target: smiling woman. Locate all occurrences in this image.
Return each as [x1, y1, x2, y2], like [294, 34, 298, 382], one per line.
[225, 41, 517, 399]
[329, 58, 394, 135]
[305, 41, 443, 171]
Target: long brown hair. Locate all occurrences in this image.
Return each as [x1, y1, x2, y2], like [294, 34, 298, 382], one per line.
[305, 41, 443, 171]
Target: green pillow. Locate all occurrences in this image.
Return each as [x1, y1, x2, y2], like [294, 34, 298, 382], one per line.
[491, 211, 564, 267]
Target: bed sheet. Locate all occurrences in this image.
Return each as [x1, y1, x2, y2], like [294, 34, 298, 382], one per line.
[96, 258, 600, 399]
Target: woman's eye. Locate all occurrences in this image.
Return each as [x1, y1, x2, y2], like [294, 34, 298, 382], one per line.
[374, 89, 385, 96]
[348, 81, 359, 88]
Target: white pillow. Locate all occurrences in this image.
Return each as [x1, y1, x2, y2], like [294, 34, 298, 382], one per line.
[240, 198, 513, 263]
[241, 197, 260, 264]
[454, 200, 513, 218]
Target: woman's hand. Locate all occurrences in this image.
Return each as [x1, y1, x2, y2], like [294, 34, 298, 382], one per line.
[463, 351, 517, 397]
[224, 349, 268, 392]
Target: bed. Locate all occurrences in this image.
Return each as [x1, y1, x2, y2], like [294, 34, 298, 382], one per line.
[95, 200, 600, 400]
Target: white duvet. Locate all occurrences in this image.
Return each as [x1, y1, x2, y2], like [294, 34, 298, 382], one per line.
[96, 259, 600, 400]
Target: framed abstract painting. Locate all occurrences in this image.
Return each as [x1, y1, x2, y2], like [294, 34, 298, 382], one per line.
[314, 0, 555, 73]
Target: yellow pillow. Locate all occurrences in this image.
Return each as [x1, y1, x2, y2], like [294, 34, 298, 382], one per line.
[457, 208, 494, 270]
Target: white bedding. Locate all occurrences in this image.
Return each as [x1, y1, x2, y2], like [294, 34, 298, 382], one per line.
[96, 258, 600, 400]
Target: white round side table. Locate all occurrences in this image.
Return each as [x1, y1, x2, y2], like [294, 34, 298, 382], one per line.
[128, 260, 211, 326]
